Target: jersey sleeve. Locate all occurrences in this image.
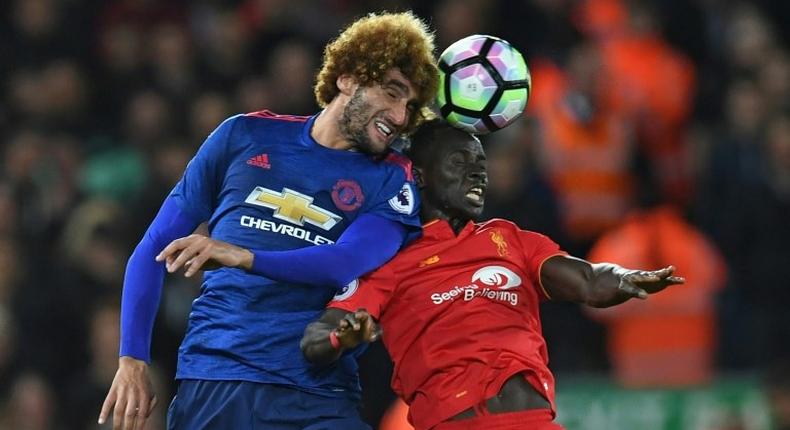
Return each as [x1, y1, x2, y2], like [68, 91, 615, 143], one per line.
[327, 263, 398, 320]
[170, 114, 241, 221]
[364, 153, 422, 245]
[516, 229, 567, 300]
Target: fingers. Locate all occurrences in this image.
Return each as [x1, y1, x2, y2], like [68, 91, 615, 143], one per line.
[123, 392, 138, 430]
[363, 318, 381, 342]
[342, 313, 362, 331]
[627, 266, 674, 283]
[98, 384, 118, 424]
[619, 279, 648, 300]
[167, 240, 206, 274]
[147, 394, 159, 418]
[112, 391, 126, 430]
[155, 236, 192, 263]
[133, 395, 151, 430]
[667, 276, 685, 284]
[184, 251, 212, 278]
[156, 235, 208, 273]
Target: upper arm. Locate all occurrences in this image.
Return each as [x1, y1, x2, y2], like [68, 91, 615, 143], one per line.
[170, 115, 240, 222]
[248, 213, 406, 287]
[365, 157, 422, 245]
[515, 229, 567, 300]
[327, 263, 398, 320]
[334, 213, 407, 268]
[539, 255, 595, 302]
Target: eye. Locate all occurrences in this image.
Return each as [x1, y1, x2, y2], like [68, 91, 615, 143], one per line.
[448, 154, 465, 166]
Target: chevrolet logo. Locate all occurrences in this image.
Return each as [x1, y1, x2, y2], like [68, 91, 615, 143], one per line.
[245, 187, 342, 231]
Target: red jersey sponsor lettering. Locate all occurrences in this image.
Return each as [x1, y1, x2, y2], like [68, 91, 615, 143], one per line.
[329, 219, 566, 430]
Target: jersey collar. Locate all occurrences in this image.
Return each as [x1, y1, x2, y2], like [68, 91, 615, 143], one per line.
[422, 219, 476, 241]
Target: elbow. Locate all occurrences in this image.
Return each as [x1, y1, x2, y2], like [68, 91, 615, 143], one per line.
[299, 336, 315, 363]
[324, 271, 357, 290]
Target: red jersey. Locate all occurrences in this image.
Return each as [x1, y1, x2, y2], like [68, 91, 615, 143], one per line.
[329, 219, 566, 430]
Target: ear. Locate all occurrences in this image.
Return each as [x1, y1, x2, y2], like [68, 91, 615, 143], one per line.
[412, 166, 425, 189]
[336, 74, 358, 96]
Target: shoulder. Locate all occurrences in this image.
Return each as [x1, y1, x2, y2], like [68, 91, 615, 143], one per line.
[475, 218, 521, 233]
[237, 109, 310, 134]
[381, 151, 414, 182]
[475, 218, 556, 245]
[243, 109, 311, 123]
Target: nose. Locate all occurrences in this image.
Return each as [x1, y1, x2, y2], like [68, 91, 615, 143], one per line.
[468, 168, 488, 184]
[389, 101, 408, 128]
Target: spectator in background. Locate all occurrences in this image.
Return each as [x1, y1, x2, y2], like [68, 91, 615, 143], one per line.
[0, 372, 57, 430]
[0, 307, 19, 400]
[264, 39, 319, 115]
[716, 114, 790, 368]
[585, 205, 726, 387]
[577, 0, 696, 205]
[767, 363, 790, 430]
[66, 298, 168, 430]
[480, 120, 564, 243]
[532, 42, 635, 256]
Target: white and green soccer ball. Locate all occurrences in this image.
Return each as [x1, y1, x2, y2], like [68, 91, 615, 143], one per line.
[437, 35, 531, 135]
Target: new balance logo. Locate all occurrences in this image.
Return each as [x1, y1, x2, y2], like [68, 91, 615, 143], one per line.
[247, 154, 271, 169]
[419, 255, 440, 267]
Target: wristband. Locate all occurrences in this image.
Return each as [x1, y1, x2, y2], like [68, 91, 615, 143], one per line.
[328, 330, 341, 350]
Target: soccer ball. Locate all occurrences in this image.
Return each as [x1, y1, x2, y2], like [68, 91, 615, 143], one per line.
[437, 35, 531, 135]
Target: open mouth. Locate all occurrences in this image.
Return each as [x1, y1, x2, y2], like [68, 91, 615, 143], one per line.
[465, 185, 486, 206]
[374, 120, 393, 140]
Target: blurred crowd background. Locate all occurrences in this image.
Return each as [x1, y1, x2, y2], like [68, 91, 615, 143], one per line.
[1, 0, 789, 429]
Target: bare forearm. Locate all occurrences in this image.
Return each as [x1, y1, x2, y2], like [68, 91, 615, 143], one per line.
[585, 262, 636, 307]
[541, 255, 681, 307]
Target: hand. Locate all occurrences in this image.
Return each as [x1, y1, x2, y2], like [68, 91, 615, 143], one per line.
[98, 357, 158, 430]
[335, 309, 381, 349]
[615, 265, 685, 300]
[155, 234, 254, 277]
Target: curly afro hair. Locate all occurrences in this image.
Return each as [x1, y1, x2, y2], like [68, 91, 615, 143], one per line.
[314, 11, 439, 133]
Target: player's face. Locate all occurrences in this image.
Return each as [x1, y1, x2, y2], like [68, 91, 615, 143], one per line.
[339, 69, 419, 155]
[423, 130, 488, 221]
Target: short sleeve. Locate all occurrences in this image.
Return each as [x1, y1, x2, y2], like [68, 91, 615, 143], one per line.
[327, 263, 398, 320]
[364, 154, 422, 244]
[517, 230, 567, 300]
[170, 115, 240, 222]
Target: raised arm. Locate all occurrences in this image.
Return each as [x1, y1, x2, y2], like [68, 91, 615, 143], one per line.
[539, 255, 684, 308]
[157, 213, 408, 288]
[300, 308, 380, 366]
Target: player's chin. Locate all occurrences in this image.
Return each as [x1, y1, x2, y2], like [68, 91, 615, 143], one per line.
[459, 197, 485, 219]
[355, 139, 387, 156]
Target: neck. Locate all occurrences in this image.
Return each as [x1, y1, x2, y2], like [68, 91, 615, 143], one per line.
[420, 206, 469, 235]
[447, 217, 468, 234]
[312, 98, 353, 150]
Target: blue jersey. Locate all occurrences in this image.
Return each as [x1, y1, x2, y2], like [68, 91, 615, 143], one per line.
[170, 110, 421, 397]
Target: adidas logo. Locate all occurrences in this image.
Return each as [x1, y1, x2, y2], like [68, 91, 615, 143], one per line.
[247, 154, 271, 169]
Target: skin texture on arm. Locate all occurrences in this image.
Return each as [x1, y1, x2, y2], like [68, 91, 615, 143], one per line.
[301, 308, 380, 366]
[540, 255, 685, 308]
